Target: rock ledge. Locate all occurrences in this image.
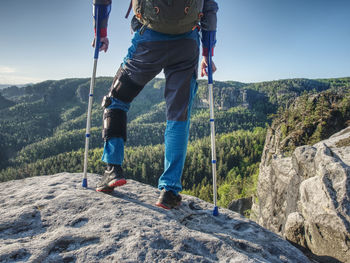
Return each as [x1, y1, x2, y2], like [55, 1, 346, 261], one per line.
[0, 173, 309, 262]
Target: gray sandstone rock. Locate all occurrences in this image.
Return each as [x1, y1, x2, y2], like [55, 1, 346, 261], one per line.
[284, 212, 306, 248]
[228, 197, 252, 216]
[0, 173, 309, 263]
[252, 126, 350, 263]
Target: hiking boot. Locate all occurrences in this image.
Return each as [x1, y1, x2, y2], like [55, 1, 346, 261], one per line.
[156, 189, 182, 209]
[96, 164, 127, 192]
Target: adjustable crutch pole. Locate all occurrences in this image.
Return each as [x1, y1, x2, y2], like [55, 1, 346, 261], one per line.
[207, 33, 219, 216]
[82, 5, 102, 188]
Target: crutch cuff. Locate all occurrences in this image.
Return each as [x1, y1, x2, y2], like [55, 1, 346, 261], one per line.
[202, 47, 214, 57]
[201, 30, 216, 56]
[94, 27, 107, 37]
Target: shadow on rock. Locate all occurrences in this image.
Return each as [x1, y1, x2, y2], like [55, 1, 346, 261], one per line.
[0, 207, 46, 240]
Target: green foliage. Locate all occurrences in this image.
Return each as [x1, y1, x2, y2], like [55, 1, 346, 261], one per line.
[247, 78, 330, 106]
[0, 93, 14, 109]
[280, 123, 287, 139]
[0, 128, 266, 211]
[319, 77, 350, 90]
[182, 127, 266, 205]
[131, 102, 166, 124]
[274, 88, 350, 154]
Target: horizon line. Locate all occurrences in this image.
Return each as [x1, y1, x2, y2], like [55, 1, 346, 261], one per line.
[1, 75, 350, 87]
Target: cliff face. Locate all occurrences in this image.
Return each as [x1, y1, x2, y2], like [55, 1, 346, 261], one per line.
[194, 87, 246, 110]
[251, 126, 350, 263]
[194, 86, 268, 111]
[0, 173, 309, 263]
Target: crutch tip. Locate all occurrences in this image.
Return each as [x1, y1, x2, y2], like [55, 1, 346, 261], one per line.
[82, 178, 88, 188]
[213, 206, 219, 216]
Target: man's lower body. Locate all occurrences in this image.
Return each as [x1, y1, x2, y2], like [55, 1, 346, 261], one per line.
[97, 28, 200, 209]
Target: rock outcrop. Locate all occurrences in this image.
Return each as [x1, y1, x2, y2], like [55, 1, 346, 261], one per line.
[251, 127, 350, 263]
[228, 197, 253, 216]
[0, 173, 309, 263]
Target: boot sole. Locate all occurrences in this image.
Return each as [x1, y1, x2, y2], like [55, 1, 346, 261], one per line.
[108, 179, 127, 188]
[96, 187, 114, 193]
[155, 201, 181, 210]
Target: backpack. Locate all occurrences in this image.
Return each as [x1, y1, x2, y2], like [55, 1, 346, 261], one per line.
[131, 0, 204, 34]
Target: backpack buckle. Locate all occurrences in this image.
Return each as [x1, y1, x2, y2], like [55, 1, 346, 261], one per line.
[154, 6, 160, 14]
[184, 6, 189, 14]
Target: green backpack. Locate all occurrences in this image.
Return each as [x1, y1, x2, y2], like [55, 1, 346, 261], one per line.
[131, 0, 204, 34]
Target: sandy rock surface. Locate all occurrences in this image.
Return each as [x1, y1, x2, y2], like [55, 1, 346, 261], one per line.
[0, 173, 309, 263]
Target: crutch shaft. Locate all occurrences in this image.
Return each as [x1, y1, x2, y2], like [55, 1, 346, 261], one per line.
[82, 4, 101, 188]
[83, 58, 98, 183]
[209, 83, 217, 207]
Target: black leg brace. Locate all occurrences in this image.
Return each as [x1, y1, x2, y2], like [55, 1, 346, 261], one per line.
[101, 66, 144, 142]
[102, 108, 127, 141]
[110, 66, 144, 103]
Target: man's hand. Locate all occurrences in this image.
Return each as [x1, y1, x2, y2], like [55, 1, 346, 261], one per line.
[201, 56, 217, 77]
[91, 37, 109, 53]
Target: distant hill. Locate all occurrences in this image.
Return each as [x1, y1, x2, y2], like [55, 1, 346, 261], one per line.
[0, 84, 13, 89]
[0, 84, 30, 90]
[0, 93, 14, 110]
[0, 77, 272, 166]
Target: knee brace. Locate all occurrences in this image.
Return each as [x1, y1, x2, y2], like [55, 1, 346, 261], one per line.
[110, 66, 144, 103]
[102, 108, 127, 141]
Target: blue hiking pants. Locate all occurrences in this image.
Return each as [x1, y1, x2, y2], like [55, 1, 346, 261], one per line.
[102, 28, 200, 195]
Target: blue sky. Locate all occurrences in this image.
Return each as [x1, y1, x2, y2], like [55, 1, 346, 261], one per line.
[0, 0, 349, 84]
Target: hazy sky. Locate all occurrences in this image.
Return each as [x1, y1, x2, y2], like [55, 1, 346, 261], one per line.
[0, 0, 349, 84]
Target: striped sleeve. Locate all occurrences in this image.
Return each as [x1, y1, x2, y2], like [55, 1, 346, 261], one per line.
[93, 0, 112, 37]
[201, 0, 218, 56]
[93, 0, 111, 4]
[201, 0, 218, 31]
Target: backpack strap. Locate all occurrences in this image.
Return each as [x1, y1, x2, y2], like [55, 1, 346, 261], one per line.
[125, 0, 133, 18]
[185, 0, 193, 8]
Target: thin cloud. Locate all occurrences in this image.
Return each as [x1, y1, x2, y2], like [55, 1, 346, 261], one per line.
[0, 66, 16, 74]
[0, 66, 42, 84]
[0, 75, 42, 85]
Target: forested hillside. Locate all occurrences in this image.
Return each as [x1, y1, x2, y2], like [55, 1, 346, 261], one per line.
[0, 93, 14, 110]
[1, 77, 349, 210]
[272, 86, 350, 154]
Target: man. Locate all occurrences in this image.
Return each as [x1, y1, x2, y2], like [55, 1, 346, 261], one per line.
[93, 0, 218, 209]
